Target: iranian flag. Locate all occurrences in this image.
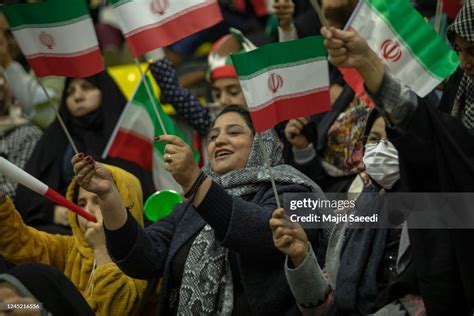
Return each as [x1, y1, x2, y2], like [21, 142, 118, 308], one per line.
[110, 0, 222, 57]
[102, 78, 199, 192]
[2, 0, 104, 78]
[231, 36, 331, 132]
[346, 0, 459, 97]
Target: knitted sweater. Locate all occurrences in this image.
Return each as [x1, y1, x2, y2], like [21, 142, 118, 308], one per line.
[106, 181, 323, 315]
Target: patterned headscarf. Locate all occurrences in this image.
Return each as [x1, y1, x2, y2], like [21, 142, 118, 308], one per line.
[204, 129, 324, 196]
[177, 130, 324, 315]
[447, 0, 474, 129]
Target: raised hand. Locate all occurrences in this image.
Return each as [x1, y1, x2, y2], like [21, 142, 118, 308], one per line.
[284, 117, 310, 150]
[321, 26, 384, 93]
[273, 0, 295, 32]
[71, 154, 114, 198]
[270, 208, 309, 267]
[158, 135, 200, 193]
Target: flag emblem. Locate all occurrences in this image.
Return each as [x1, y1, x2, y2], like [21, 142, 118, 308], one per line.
[150, 0, 169, 15]
[39, 31, 55, 50]
[268, 73, 283, 93]
[381, 39, 402, 63]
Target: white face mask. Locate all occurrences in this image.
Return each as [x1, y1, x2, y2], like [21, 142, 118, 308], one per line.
[363, 140, 400, 189]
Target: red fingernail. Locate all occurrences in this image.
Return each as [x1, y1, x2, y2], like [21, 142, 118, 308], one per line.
[78, 153, 84, 159]
[89, 159, 94, 165]
[85, 156, 91, 162]
[155, 136, 161, 141]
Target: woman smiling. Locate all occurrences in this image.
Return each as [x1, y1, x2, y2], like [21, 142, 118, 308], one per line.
[72, 105, 326, 315]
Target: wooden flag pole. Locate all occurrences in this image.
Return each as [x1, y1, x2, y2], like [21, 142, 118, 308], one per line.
[37, 80, 79, 154]
[257, 133, 281, 209]
[434, 0, 443, 34]
[308, 0, 330, 28]
[134, 58, 168, 135]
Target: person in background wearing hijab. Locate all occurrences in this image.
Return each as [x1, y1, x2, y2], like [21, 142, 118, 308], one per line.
[321, 1, 474, 314]
[271, 110, 424, 315]
[72, 105, 326, 315]
[0, 165, 155, 315]
[0, 263, 93, 316]
[14, 71, 154, 234]
[0, 69, 41, 199]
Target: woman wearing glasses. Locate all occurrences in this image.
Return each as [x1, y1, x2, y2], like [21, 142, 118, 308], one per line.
[271, 110, 424, 315]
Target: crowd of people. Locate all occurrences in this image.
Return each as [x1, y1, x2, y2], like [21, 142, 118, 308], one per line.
[0, 0, 472, 315]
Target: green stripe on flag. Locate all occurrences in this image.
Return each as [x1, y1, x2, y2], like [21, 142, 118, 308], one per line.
[2, 0, 89, 28]
[134, 78, 200, 162]
[9, 16, 89, 31]
[109, 0, 133, 8]
[231, 36, 327, 77]
[365, 0, 459, 79]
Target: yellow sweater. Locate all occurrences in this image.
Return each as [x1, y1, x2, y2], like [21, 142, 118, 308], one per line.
[0, 165, 150, 315]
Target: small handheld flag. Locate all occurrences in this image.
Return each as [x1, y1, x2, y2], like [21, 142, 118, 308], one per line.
[0, 157, 97, 223]
[2, 0, 104, 77]
[110, 0, 223, 57]
[231, 36, 331, 133]
[346, 0, 459, 97]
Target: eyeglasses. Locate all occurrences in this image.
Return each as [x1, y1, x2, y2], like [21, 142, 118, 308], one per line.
[364, 136, 388, 146]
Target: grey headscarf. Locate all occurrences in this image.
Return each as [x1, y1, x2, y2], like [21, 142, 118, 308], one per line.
[447, 0, 474, 129]
[177, 130, 324, 315]
[203, 129, 324, 195]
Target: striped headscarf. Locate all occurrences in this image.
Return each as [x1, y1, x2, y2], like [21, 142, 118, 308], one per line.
[447, 0, 474, 129]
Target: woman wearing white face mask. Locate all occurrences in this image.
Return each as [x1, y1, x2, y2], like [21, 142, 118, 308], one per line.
[271, 110, 425, 315]
[362, 113, 400, 191]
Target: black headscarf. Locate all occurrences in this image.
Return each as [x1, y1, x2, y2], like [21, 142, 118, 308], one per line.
[15, 72, 155, 233]
[0, 263, 94, 316]
[447, 1, 474, 129]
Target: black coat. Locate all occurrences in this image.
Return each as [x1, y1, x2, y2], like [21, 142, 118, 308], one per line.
[387, 89, 474, 315]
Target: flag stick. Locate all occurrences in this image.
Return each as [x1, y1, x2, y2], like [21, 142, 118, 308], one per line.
[134, 58, 168, 135]
[0, 157, 96, 222]
[308, 0, 330, 28]
[434, 0, 443, 33]
[257, 133, 281, 209]
[37, 81, 79, 154]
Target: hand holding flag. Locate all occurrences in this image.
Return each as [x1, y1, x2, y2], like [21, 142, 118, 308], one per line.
[71, 154, 115, 199]
[231, 36, 331, 132]
[0, 157, 97, 223]
[157, 135, 201, 193]
[345, 0, 459, 97]
[321, 26, 385, 95]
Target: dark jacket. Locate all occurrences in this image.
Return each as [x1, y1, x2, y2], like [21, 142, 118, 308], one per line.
[106, 181, 323, 315]
[387, 96, 474, 315]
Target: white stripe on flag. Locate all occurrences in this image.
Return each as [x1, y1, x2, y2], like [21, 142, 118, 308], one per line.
[153, 150, 182, 192]
[350, 1, 441, 96]
[12, 17, 98, 57]
[115, 0, 216, 35]
[239, 60, 329, 109]
[119, 105, 155, 140]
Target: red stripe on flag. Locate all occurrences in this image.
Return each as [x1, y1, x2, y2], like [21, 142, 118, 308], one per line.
[26, 49, 104, 78]
[107, 130, 154, 172]
[44, 188, 97, 222]
[442, 0, 462, 18]
[125, 2, 222, 57]
[338, 67, 375, 109]
[250, 90, 331, 133]
[250, 0, 270, 16]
